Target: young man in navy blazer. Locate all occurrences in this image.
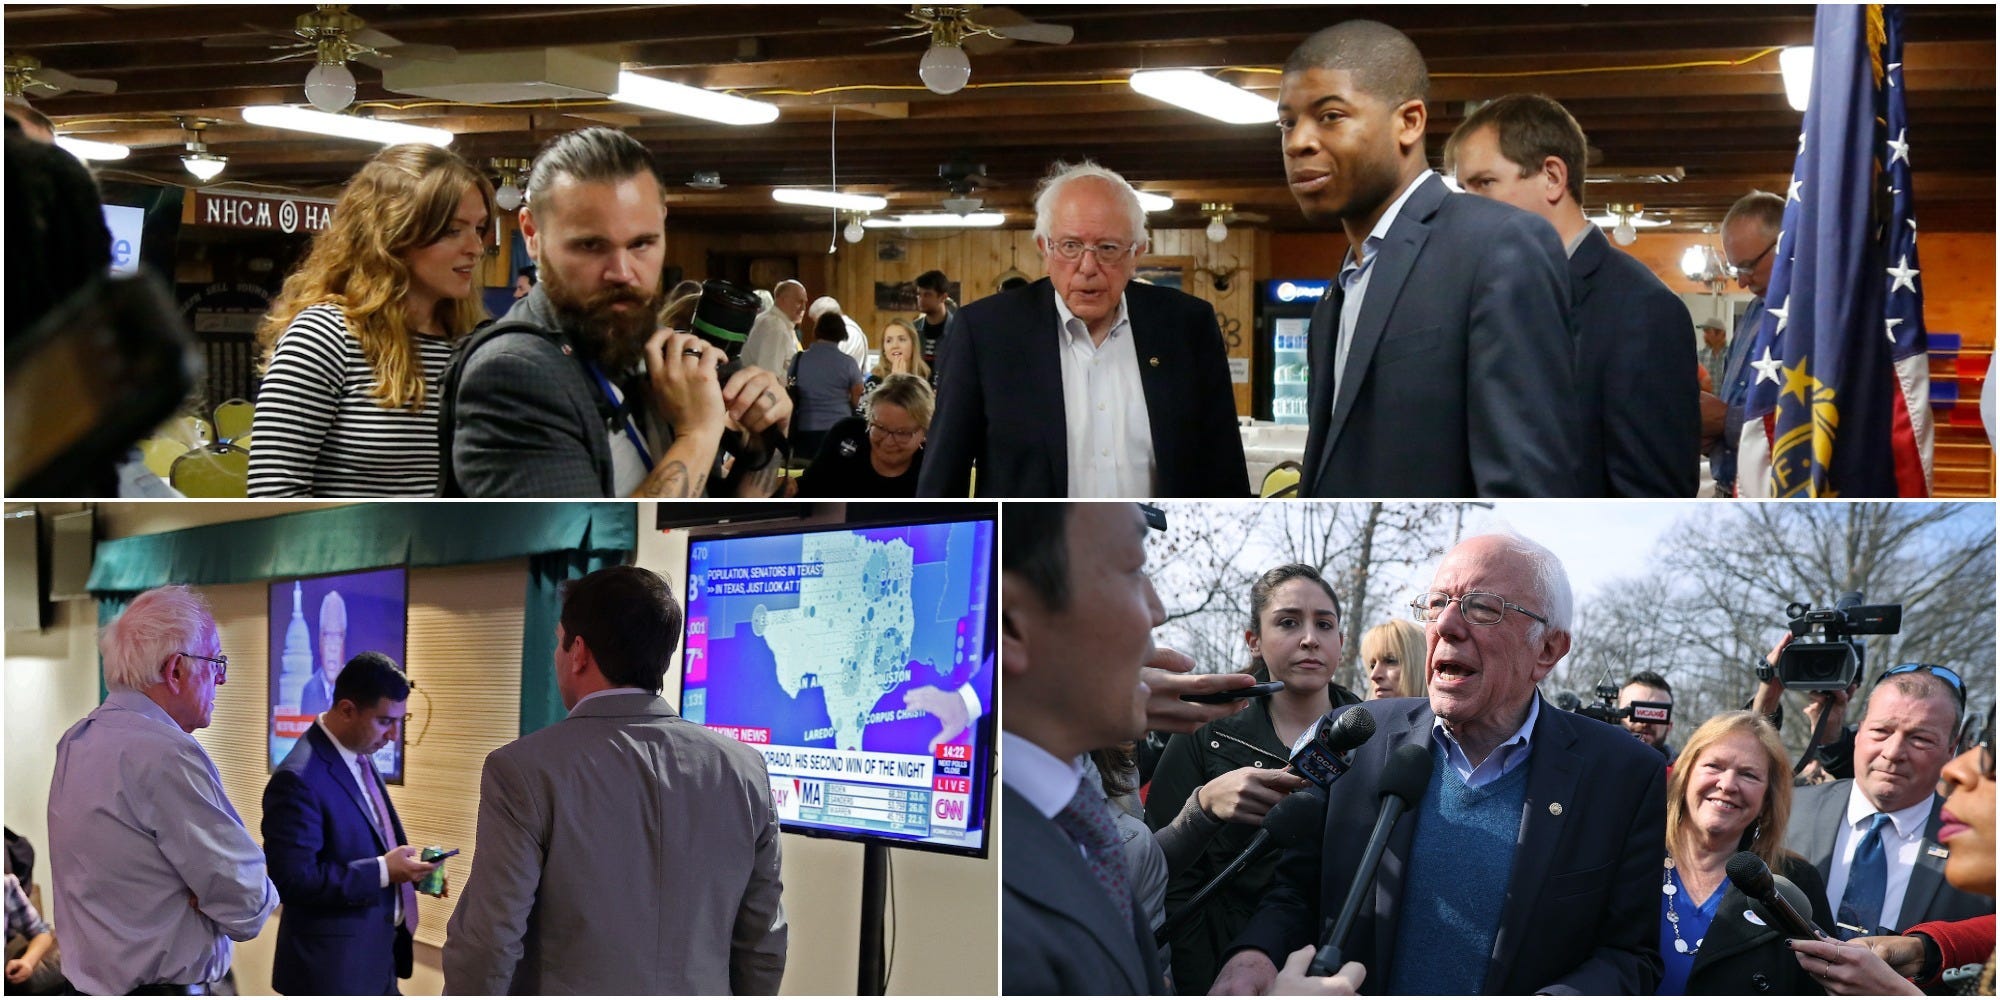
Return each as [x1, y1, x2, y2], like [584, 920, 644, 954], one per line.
[263, 652, 436, 995]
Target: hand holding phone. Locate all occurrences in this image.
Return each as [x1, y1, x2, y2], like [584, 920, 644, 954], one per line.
[1181, 680, 1287, 704]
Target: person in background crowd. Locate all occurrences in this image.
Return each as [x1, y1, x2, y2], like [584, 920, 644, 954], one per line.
[1696, 321, 1728, 392]
[249, 144, 495, 497]
[1710, 190, 1784, 496]
[1619, 670, 1676, 757]
[867, 318, 930, 394]
[1359, 619, 1425, 700]
[47, 585, 279, 995]
[1657, 711, 1832, 995]
[789, 311, 866, 459]
[1146, 564, 1361, 994]
[1792, 710, 1995, 994]
[1444, 92, 1697, 497]
[797, 373, 931, 498]
[742, 279, 806, 377]
[1277, 22, 1576, 498]
[512, 265, 537, 300]
[807, 296, 871, 371]
[912, 269, 957, 373]
[920, 161, 1249, 499]
[3, 868, 65, 994]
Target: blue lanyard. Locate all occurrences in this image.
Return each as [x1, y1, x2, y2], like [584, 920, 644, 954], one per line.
[584, 362, 654, 469]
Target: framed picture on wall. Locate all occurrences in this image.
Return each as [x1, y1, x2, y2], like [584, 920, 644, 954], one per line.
[267, 566, 410, 782]
[1135, 255, 1191, 291]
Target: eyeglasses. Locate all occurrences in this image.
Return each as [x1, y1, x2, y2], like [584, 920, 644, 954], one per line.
[1410, 591, 1549, 627]
[867, 421, 921, 443]
[1048, 239, 1140, 266]
[1877, 662, 1966, 714]
[1951, 709, 1993, 782]
[177, 651, 228, 683]
[1724, 240, 1776, 280]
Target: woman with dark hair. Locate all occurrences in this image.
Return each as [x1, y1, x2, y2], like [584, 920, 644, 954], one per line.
[797, 374, 931, 497]
[1143, 563, 1362, 994]
[1658, 711, 1833, 995]
[248, 143, 494, 496]
[788, 310, 864, 459]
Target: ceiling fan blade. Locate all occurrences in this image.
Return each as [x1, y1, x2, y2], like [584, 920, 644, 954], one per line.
[863, 29, 933, 47]
[261, 50, 316, 64]
[383, 42, 457, 62]
[1231, 211, 1271, 224]
[202, 22, 301, 47]
[350, 50, 395, 71]
[991, 22, 1072, 44]
[38, 67, 116, 95]
[348, 26, 403, 50]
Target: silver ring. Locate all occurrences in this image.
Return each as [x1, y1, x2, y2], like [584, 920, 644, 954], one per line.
[681, 347, 706, 359]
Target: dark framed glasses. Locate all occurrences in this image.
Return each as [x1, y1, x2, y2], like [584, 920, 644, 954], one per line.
[1954, 708, 1993, 781]
[176, 650, 228, 683]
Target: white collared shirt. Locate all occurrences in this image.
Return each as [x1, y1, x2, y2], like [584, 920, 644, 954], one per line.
[1334, 169, 1434, 402]
[1823, 785, 1935, 933]
[316, 717, 393, 892]
[1431, 692, 1541, 788]
[1053, 291, 1156, 498]
[1001, 731, 1087, 821]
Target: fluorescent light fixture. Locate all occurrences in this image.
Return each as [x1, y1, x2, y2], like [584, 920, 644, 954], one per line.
[242, 105, 453, 146]
[1129, 69, 1276, 125]
[613, 71, 779, 125]
[53, 135, 130, 161]
[1779, 46, 1814, 113]
[1134, 191, 1173, 212]
[862, 212, 1006, 229]
[772, 188, 889, 212]
[1587, 212, 1666, 229]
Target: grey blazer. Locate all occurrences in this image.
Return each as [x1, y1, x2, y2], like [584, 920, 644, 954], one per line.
[1002, 786, 1164, 995]
[441, 693, 787, 995]
[1785, 779, 1994, 934]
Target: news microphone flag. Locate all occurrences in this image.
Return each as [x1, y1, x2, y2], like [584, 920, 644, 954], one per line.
[1737, 3, 1932, 498]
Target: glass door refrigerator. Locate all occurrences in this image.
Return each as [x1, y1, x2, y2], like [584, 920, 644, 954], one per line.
[1253, 279, 1329, 423]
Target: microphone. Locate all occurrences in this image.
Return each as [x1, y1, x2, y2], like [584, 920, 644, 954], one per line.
[1308, 741, 1434, 977]
[1155, 786, 1328, 944]
[1725, 851, 1824, 940]
[1288, 706, 1376, 788]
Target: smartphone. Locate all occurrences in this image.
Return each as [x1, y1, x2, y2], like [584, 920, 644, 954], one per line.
[1180, 680, 1287, 704]
[422, 848, 461, 862]
[415, 846, 459, 898]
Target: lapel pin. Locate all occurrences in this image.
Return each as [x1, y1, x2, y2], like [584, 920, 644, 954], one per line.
[1548, 802, 1563, 816]
[1744, 909, 1767, 927]
[561, 344, 573, 356]
[1148, 356, 1160, 367]
[1927, 845, 1950, 858]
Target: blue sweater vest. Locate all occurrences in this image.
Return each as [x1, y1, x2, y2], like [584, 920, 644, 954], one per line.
[1387, 743, 1529, 995]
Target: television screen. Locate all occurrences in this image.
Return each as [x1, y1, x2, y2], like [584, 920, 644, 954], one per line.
[268, 567, 409, 781]
[681, 514, 996, 858]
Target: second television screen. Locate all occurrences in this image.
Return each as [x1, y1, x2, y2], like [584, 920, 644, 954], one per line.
[682, 515, 995, 857]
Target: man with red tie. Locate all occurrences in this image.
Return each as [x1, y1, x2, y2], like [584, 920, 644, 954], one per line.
[263, 652, 436, 995]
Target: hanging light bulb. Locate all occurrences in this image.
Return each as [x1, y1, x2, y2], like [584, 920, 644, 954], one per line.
[178, 119, 226, 182]
[304, 59, 357, 113]
[1613, 218, 1638, 246]
[494, 180, 521, 212]
[1680, 245, 1709, 280]
[1206, 215, 1228, 243]
[919, 42, 971, 95]
[843, 218, 866, 244]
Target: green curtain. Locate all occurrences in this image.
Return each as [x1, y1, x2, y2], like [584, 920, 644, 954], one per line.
[92, 593, 134, 703]
[86, 503, 638, 726]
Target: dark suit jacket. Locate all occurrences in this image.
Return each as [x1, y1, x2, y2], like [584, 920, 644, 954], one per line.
[916, 278, 1249, 498]
[1302, 174, 1577, 497]
[1002, 786, 1164, 995]
[1786, 780, 1995, 935]
[1682, 854, 1833, 997]
[263, 724, 412, 996]
[1570, 226, 1701, 497]
[1232, 695, 1666, 995]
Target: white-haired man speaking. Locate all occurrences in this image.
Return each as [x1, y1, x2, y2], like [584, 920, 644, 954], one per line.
[917, 160, 1248, 498]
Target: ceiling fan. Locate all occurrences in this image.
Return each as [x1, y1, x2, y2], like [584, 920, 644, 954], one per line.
[3, 53, 117, 99]
[1201, 203, 1269, 242]
[203, 4, 456, 112]
[936, 155, 995, 213]
[822, 6, 1074, 95]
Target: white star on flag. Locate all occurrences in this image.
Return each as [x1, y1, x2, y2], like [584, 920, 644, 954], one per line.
[1787, 179, 1802, 202]
[1885, 317, 1904, 343]
[1887, 61, 1902, 85]
[1768, 298, 1790, 336]
[1887, 255, 1920, 294]
[1797, 131, 1808, 155]
[1887, 129, 1910, 166]
[1751, 346, 1784, 385]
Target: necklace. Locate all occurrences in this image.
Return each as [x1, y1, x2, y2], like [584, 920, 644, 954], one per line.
[1662, 855, 1705, 955]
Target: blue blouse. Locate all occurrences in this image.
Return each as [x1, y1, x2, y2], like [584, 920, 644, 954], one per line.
[1658, 863, 1724, 995]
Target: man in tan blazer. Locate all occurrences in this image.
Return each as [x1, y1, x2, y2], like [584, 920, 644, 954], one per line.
[442, 566, 787, 994]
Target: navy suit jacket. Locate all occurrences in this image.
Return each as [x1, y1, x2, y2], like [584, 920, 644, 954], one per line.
[916, 277, 1249, 498]
[1569, 226, 1701, 496]
[1231, 695, 1666, 995]
[263, 724, 413, 995]
[1302, 174, 1577, 497]
[1001, 786, 1165, 995]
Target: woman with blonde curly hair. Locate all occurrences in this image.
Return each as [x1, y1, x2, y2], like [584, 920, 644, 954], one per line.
[247, 144, 493, 496]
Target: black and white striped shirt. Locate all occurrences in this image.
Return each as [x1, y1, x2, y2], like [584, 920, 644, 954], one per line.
[247, 304, 454, 497]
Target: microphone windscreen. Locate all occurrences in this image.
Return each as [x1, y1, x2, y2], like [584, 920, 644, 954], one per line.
[1380, 742, 1433, 806]
[1725, 851, 1775, 897]
[1321, 706, 1377, 753]
[1261, 787, 1328, 850]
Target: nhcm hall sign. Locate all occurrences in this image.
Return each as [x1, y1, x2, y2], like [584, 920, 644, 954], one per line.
[190, 190, 336, 234]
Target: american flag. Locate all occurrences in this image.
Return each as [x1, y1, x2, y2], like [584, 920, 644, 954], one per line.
[1737, 4, 1932, 498]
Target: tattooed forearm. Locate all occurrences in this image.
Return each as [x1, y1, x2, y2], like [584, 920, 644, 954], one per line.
[636, 460, 706, 498]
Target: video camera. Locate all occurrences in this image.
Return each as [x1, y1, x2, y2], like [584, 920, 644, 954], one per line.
[1568, 675, 1672, 729]
[1759, 591, 1903, 691]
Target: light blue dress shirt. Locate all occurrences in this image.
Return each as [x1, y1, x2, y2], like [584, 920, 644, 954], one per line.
[1431, 692, 1541, 788]
[1334, 170, 1435, 402]
[47, 689, 278, 993]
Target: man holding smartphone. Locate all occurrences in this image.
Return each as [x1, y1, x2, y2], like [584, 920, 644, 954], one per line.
[262, 652, 434, 995]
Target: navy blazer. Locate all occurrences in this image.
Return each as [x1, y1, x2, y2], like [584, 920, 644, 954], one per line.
[1231, 695, 1667, 995]
[1302, 174, 1578, 497]
[1569, 226, 1701, 497]
[263, 724, 412, 996]
[916, 277, 1249, 498]
[1001, 786, 1165, 995]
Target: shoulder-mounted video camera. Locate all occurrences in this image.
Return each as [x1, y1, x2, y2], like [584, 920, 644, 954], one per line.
[1568, 676, 1672, 728]
[1758, 591, 1903, 691]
